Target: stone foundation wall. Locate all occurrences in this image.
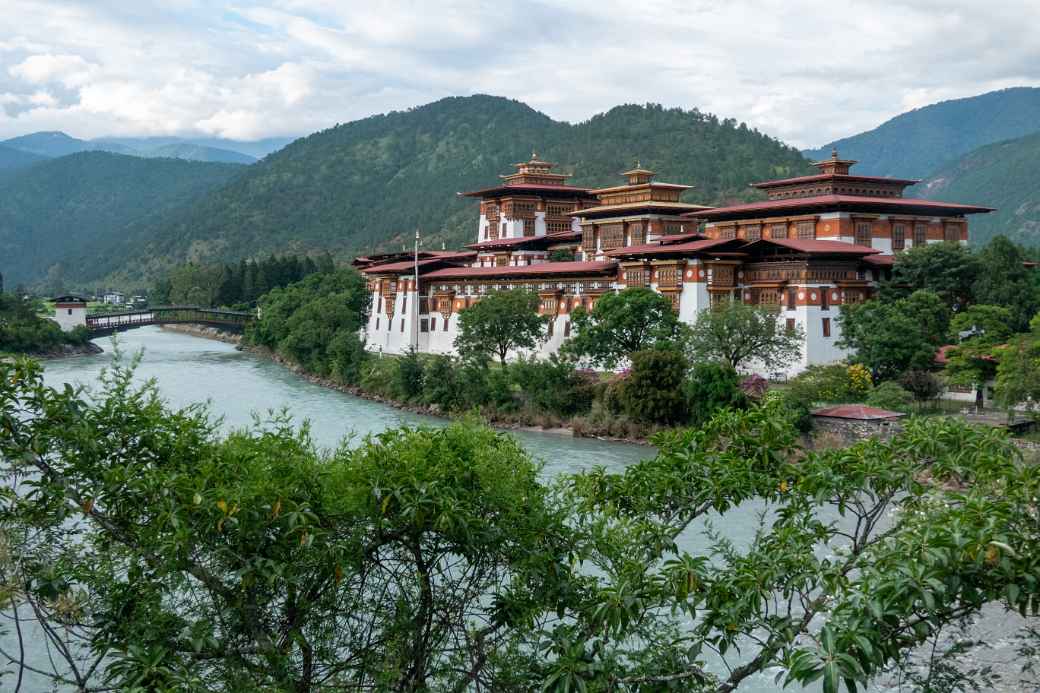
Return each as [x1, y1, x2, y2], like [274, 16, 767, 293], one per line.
[812, 417, 904, 445]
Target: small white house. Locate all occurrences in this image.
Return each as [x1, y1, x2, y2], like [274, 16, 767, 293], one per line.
[102, 291, 126, 305]
[52, 295, 88, 332]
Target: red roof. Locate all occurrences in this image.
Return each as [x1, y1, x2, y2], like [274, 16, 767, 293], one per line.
[361, 253, 475, 274]
[743, 238, 880, 255]
[691, 194, 993, 219]
[424, 260, 617, 280]
[467, 236, 547, 250]
[752, 173, 919, 188]
[459, 183, 594, 198]
[605, 237, 739, 257]
[812, 405, 906, 420]
[934, 344, 998, 365]
[863, 254, 896, 266]
[656, 232, 707, 244]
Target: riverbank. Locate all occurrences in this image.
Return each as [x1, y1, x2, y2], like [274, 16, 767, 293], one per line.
[2, 341, 103, 361]
[240, 343, 658, 444]
[160, 323, 243, 344]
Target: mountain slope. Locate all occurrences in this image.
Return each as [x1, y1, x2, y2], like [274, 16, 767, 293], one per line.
[0, 152, 245, 288]
[803, 87, 1040, 178]
[91, 95, 811, 284]
[0, 144, 46, 174]
[95, 135, 294, 159]
[915, 131, 1040, 248]
[144, 143, 257, 164]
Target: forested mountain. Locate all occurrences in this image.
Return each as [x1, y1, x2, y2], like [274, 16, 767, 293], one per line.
[0, 144, 46, 176]
[0, 152, 245, 289]
[89, 95, 812, 285]
[915, 131, 1040, 248]
[2, 132, 274, 164]
[803, 87, 1040, 179]
[141, 143, 256, 164]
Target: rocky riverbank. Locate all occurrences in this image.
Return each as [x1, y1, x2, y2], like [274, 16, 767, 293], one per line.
[239, 344, 653, 444]
[8, 341, 105, 360]
[160, 323, 243, 344]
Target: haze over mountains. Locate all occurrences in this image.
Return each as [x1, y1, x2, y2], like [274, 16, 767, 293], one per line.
[1, 88, 1039, 293]
[0, 131, 294, 165]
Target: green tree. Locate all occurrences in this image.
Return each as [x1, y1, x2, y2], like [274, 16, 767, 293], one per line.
[838, 290, 949, 380]
[881, 242, 980, 310]
[564, 287, 683, 369]
[454, 289, 547, 366]
[616, 348, 689, 424]
[944, 304, 1013, 411]
[684, 299, 803, 375]
[972, 235, 1040, 331]
[683, 362, 746, 426]
[993, 315, 1040, 418]
[0, 358, 580, 692]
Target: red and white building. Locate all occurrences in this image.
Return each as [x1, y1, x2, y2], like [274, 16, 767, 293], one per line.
[357, 152, 991, 376]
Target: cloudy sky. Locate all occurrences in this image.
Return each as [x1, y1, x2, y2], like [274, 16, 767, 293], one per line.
[1, 0, 1038, 148]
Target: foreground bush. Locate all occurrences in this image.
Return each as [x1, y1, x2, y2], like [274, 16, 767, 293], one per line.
[1, 359, 1037, 691]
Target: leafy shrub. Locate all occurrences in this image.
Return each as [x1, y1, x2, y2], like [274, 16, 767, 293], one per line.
[846, 363, 873, 395]
[421, 355, 467, 411]
[765, 389, 813, 433]
[899, 369, 944, 403]
[396, 348, 425, 401]
[510, 355, 595, 417]
[865, 381, 914, 412]
[617, 349, 688, 424]
[684, 362, 746, 426]
[786, 363, 864, 406]
[360, 357, 401, 399]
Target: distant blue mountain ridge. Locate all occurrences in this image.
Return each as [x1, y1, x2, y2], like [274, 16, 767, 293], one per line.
[0, 131, 297, 164]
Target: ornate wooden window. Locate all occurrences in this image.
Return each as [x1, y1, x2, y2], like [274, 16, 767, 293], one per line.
[539, 296, 558, 315]
[944, 224, 961, 243]
[711, 265, 735, 287]
[758, 290, 781, 306]
[547, 320, 554, 337]
[628, 222, 645, 246]
[581, 226, 595, 251]
[657, 266, 681, 288]
[718, 225, 736, 240]
[523, 218, 535, 236]
[854, 222, 872, 247]
[599, 224, 624, 250]
[786, 289, 796, 310]
[547, 220, 572, 234]
[430, 316, 437, 331]
[443, 318, 449, 332]
[771, 223, 788, 239]
[913, 223, 927, 246]
[892, 223, 906, 251]
[821, 287, 830, 311]
[624, 268, 650, 286]
[436, 296, 453, 318]
[420, 318, 428, 332]
[547, 202, 572, 217]
[664, 222, 682, 235]
[796, 221, 814, 239]
[744, 224, 761, 241]
[822, 317, 831, 337]
[786, 318, 796, 333]
[563, 321, 571, 337]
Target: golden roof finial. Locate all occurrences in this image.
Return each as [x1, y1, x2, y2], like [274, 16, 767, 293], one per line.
[531, 150, 538, 160]
[831, 148, 839, 159]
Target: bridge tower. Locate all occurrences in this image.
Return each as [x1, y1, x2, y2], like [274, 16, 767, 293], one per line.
[52, 294, 88, 332]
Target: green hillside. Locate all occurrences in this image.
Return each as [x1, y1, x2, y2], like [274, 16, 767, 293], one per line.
[915, 131, 1040, 248]
[0, 145, 46, 181]
[89, 95, 811, 284]
[0, 152, 245, 289]
[143, 143, 256, 164]
[804, 87, 1040, 179]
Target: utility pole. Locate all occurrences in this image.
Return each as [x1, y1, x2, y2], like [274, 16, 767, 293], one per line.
[412, 228, 421, 352]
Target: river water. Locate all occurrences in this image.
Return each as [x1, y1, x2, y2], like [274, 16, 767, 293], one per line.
[16, 328, 1025, 692]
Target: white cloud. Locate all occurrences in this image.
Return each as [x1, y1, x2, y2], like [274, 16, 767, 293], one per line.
[0, 0, 1039, 147]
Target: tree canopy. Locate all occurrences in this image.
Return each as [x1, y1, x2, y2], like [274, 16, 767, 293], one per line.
[881, 242, 980, 310]
[564, 287, 684, 369]
[838, 290, 950, 380]
[683, 299, 803, 375]
[454, 289, 547, 366]
[1, 358, 1038, 691]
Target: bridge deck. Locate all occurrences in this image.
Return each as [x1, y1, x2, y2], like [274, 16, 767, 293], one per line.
[86, 305, 256, 334]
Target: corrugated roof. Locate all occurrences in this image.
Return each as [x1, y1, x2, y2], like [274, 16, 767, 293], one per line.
[605, 237, 738, 257]
[812, 405, 906, 420]
[424, 260, 617, 279]
[743, 238, 880, 255]
[459, 183, 594, 198]
[751, 173, 919, 188]
[692, 194, 993, 218]
[361, 253, 475, 275]
[575, 200, 713, 217]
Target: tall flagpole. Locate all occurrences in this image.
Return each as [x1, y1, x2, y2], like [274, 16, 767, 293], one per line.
[412, 228, 421, 352]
